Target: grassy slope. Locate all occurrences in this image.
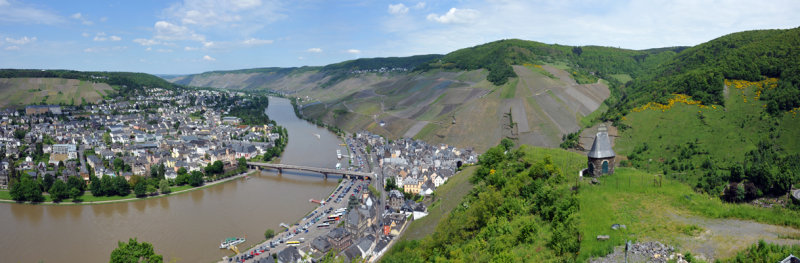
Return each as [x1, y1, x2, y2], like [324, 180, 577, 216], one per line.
[0, 78, 113, 108]
[401, 165, 476, 241]
[385, 144, 800, 262]
[615, 80, 800, 186]
[579, 167, 800, 261]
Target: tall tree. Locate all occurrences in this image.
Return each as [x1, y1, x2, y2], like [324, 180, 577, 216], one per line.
[110, 238, 163, 263]
[159, 179, 171, 195]
[49, 179, 69, 202]
[134, 181, 147, 198]
[67, 175, 85, 195]
[89, 175, 102, 196]
[100, 174, 115, 196]
[114, 176, 130, 196]
[43, 173, 55, 192]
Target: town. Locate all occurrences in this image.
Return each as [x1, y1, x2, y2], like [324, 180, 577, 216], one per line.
[0, 83, 479, 262]
[0, 87, 285, 201]
[229, 130, 477, 263]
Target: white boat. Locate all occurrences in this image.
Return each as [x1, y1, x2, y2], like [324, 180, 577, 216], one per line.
[336, 149, 342, 159]
[336, 162, 341, 169]
[219, 237, 245, 249]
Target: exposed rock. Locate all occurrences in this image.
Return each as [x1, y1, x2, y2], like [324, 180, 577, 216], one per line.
[589, 241, 675, 263]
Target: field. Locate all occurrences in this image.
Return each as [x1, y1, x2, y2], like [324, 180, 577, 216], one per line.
[579, 167, 800, 262]
[0, 78, 113, 108]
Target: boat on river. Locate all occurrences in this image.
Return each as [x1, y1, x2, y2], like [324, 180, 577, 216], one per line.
[337, 149, 342, 159]
[219, 237, 245, 249]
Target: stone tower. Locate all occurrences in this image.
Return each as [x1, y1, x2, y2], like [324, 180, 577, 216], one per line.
[587, 125, 615, 177]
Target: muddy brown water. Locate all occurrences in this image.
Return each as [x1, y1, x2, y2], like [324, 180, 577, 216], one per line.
[0, 97, 348, 262]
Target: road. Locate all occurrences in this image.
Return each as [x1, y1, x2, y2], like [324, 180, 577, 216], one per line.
[224, 176, 372, 263]
[225, 134, 386, 263]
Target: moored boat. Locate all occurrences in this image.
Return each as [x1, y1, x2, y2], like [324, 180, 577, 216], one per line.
[219, 237, 245, 249]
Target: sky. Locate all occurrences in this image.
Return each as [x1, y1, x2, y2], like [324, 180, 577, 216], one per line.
[0, 0, 798, 75]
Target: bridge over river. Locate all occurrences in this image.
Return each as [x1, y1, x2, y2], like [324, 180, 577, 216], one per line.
[247, 162, 374, 180]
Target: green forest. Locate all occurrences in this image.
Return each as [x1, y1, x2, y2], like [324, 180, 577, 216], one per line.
[605, 28, 800, 121]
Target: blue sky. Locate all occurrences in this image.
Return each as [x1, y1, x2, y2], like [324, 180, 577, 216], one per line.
[0, 0, 799, 75]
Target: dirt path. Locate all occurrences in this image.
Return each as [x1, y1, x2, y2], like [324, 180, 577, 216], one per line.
[403, 121, 430, 138]
[668, 213, 800, 261]
[510, 99, 531, 133]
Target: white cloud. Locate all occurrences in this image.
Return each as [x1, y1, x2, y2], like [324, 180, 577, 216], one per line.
[184, 46, 198, 51]
[133, 38, 161, 46]
[154, 20, 205, 42]
[306, 47, 322, 53]
[414, 2, 426, 9]
[242, 38, 273, 46]
[5, 46, 20, 51]
[202, 55, 216, 61]
[93, 32, 107, 41]
[346, 49, 361, 54]
[70, 12, 93, 25]
[156, 48, 173, 53]
[165, 0, 284, 28]
[427, 8, 480, 24]
[84, 46, 127, 53]
[388, 4, 409, 15]
[381, 0, 800, 59]
[109, 35, 121, 41]
[5, 36, 36, 45]
[0, 1, 63, 25]
[203, 41, 214, 48]
[81, 32, 90, 37]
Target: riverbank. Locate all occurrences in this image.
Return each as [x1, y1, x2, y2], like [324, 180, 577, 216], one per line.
[223, 177, 362, 262]
[0, 170, 258, 206]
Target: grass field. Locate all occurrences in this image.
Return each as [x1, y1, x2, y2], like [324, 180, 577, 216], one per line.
[578, 167, 800, 261]
[401, 165, 476, 241]
[609, 74, 633, 83]
[0, 78, 113, 108]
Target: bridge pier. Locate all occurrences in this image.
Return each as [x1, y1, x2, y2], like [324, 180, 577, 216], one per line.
[322, 173, 328, 179]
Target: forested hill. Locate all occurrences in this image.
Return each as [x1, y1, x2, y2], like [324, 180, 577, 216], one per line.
[170, 54, 443, 89]
[421, 38, 682, 86]
[0, 69, 181, 97]
[605, 27, 800, 120]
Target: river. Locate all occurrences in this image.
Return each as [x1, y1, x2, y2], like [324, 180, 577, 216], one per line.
[0, 97, 347, 262]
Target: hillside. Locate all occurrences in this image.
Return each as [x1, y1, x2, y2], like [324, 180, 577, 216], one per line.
[168, 55, 442, 90]
[604, 28, 800, 122]
[382, 144, 800, 262]
[0, 78, 113, 108]
[169, 43, 670, 151]
[0, 69, 182, 108]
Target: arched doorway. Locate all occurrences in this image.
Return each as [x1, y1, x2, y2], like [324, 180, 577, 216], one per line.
[588, 162, 595, 175]
[602, 160, 609, 174]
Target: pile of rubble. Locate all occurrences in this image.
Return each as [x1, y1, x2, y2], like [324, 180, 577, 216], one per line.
[589, 241, 676, 263]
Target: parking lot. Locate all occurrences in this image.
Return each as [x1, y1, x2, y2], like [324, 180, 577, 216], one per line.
[223, 177, 372, 263]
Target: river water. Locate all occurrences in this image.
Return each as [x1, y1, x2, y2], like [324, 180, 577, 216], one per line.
[0, 97, 346, 262]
